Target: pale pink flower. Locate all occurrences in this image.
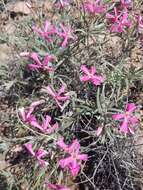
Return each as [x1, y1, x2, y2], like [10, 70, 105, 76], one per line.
[120, 0, 132, 9]
[47, 183, 70, 190]
[80, 65, 104, 86]
[106, 8, 131, 33]
[135, 15, 143, 33]
[112, 103, 139, 134]
[25, 143, 48, 166]
[57, 138, 88, 176]
[30, 115, 59, 134]
[20, 52, 55, 72]
[56, 24, 77, 48]
[32, 20, 56, 42]
[42, 85, 70, 109]
[54, 0, 71, 9]
[96, 126, 103, 136]
[18, 100, 44, 125]
[25, 2, 32, 9]
[84, 0, 106, 14]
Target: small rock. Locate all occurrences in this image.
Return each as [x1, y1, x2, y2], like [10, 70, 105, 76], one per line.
[106, 36, 123, 58]
[0, 43, 13, 66]
[4, 22, 16, 34]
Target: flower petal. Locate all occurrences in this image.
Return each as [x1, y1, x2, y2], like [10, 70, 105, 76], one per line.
[112, 113, 124, 120]
[126, 103, 136, 113]
[24, 143, 35, 156]
[68, 139, 80, 154]
[120, 119, 128, 134]
[35, 149, 48, 159]
[59, 157, 73, 168]
[77, 154, 88, 161]
[30, 120, 44, 132]
[80, 75, 90, 82]
[57, 138, 68, 151]
[81, 65, 90, 75]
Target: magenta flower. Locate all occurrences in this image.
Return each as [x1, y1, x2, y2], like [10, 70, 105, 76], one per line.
[80, 65, 104, 86]
[32, 20, 56, 42]
[20, 52, 55, 72]
[112, 103, 139, 134]
[30, 115, 59, 134]
[25, 143, 48, 166]
[56, 24, 77, 48]
[57, 138, 88, 176]
[54, 0, 71, 9]
[106, 8, 131, 33]
[47, 183, 70, 190]
[42, 85, 70, 109]
[18, 100, 44, 125]
[84, 0, 106, 14]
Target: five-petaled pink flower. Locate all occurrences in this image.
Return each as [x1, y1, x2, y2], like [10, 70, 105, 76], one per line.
[54, 0, 71, 9]
[20, 52, 55, 72]
[56, 24, 77, 48]
[30, 115, 59, 134]
[32, 20, 56, 42]
[106, 7, 131, 33]
[42, 85, 70, 109]
[80, 65, 104, 86]
[112, 103, 139, 134]
[47, 183, 70, 190]
[57, 138, 88, 176]
[18, 100, 44, 125]
[25, 143, 48, 166]
[84, 0, 106, 14]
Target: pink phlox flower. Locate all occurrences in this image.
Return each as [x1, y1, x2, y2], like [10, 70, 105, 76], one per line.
[112, 103, 139, 134]
[24, 143, 48, 166]
[32, 20, 56, 42]
[135, 15, 143, 33]
[80, 65, 104, 86]
[84, 0, 106, 14]
[56, 24, 77, 48]
[120, 0, 132, 9]
[42, 85, 70, 109]
[20, 52, 55, 72]
[47, 183, 70, 190]
[18, 100, 44, 125]
[106, 8, 131, 33]
[54, 0, 71, 9]
[57, 138, 88, 176]
[30, 115, 59, 134]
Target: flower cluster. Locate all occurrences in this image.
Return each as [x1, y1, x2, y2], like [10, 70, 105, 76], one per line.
[20, 52, 55, 72]
[57, 138, 88, 176]
[32, 20, 76, 48]
[18, 1, 140, 188]
[84, 0, 106, 15]
[25, 143, 48, 166]
[54, 0, 71, 9]
[80, 65, 104, 86]
[42, 85, 70, 109]
[106, 7, 131, 33]
[19, 17, 89, 189]
[19, 100, 59, 134]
